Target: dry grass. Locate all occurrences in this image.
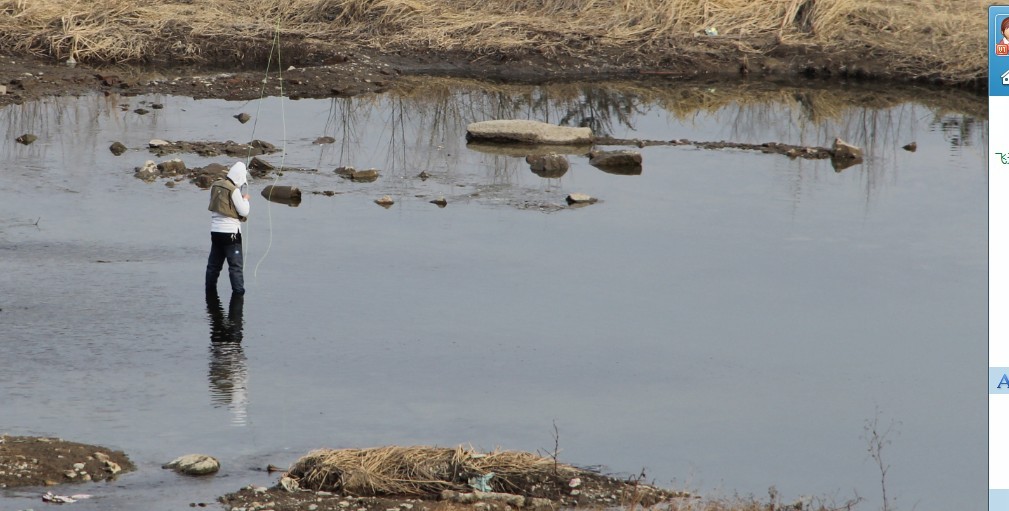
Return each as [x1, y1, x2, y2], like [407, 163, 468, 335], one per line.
[288, 445, 579, 496]
[0, 0, 985, 83]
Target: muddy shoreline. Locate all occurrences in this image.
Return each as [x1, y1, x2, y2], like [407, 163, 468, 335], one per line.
[1, 437, 702, 511]
[0, 37, 983, 109]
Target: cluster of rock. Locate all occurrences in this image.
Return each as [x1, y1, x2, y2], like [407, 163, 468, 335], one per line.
[146, 138, 279, 158]
[63, 452, 123, 482]
[117, 119, 875, 213]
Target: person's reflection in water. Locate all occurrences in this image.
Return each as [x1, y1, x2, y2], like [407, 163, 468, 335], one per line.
[206, 291, 249, 426]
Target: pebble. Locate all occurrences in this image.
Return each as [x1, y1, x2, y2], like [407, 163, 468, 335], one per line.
[308, 505, 318, 511]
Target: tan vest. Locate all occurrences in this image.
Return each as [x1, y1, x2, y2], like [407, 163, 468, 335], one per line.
[208, 179, 247, 221]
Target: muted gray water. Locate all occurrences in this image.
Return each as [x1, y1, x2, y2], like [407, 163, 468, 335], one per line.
[0, 80, 985, 510]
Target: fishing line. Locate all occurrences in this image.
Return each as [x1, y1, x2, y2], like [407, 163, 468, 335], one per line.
[253, 21, 287, 280]
[240, 17, 288, 282]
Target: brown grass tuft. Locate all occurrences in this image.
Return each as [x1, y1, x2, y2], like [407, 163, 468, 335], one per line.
[287, 445, 579, 496]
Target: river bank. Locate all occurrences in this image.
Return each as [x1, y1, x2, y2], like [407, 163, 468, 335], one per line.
[0, 0, 986, 108]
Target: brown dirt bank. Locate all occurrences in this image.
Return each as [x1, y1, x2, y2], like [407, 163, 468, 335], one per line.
[0, 36, 983, 112]
[0, 0, 985, 106]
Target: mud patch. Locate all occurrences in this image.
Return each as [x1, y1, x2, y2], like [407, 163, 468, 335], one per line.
[0, 435, 134, 488]
[221, 469, 690, 511]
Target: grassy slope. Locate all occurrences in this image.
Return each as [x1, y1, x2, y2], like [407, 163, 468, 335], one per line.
[0, 0, 985, 85]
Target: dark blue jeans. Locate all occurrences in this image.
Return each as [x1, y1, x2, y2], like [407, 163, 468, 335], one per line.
[206, 232, 245, 294]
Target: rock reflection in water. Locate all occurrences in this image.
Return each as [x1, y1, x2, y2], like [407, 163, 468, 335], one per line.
[206, 292, 248, 426]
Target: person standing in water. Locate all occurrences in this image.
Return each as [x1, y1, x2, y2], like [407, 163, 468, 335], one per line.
[206, 161, 251, 295]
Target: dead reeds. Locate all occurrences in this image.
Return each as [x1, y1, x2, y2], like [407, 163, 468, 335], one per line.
[288, 445, 579, 496]
[0, 0, 984, 84]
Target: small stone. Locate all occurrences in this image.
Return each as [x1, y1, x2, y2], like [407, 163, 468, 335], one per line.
[235, 113, 251, 124]
[375, 195, 395, 208]
[162, 454, 220, 476]
[831, 137, 863, 159]
[526, 154, 569, 178]
[81, 473, 91, 481]
[566, 193, 597, 205]
[338, 501, 350, 507]
[309, 505, 319, 511]
[902, 141, 917, 152]
[588, 149, 642, 170]
[149, 139, 171, 147]
[134, 108, 149, 115]
[417, 171, 431, 180]
[64, 470, 77, 479]
[344, 168, 378, 182]
[279, 476, 299, 492]
[109, 142, 127, 156]
[313, 136, 336, 145]
[15, 133, 36, 145]
[157, 158, 187, 176]
[830, 137, 864, 171]
[151, 103, 164, 109]
[73, 463, 86, 471]
[104, 461, 121, 474]
[430, 197, 447, 208]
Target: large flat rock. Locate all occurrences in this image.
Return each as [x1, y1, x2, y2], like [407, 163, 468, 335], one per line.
[466, 120, 592, 145]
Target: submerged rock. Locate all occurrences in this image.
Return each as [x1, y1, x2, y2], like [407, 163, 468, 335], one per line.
[336, 166, 379, 182]
[526, 154, 569, 178]
[162, 454, 220, 476]
[466, 120, 592, 145]
[588, 150, 642, 174]
[262, 185, 302, 206]
[313, 136, 336, 145]
[235, 112, 251, 124]
[109, 141, 127, 156]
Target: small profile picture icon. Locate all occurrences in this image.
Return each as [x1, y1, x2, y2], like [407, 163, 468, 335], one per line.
[998, 15, 1009, 55]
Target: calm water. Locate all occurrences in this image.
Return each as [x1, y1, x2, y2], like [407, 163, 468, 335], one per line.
[0, 79, 986, 510]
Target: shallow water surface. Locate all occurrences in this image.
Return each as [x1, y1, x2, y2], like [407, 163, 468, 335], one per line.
[0, 80, 986, 510]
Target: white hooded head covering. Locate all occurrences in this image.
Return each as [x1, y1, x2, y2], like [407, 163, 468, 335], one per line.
[227, 161, 248, 188]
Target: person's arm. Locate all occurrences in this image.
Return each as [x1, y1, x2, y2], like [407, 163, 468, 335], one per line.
[232, 188, 250, 219]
